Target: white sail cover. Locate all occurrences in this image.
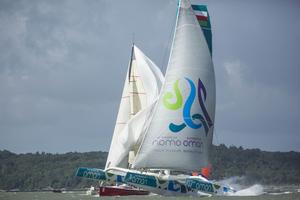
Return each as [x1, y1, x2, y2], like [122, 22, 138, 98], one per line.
[105, 45, 164, 169]
[133, 0, 215, 171]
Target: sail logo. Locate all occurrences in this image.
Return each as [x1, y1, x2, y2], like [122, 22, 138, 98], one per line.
[163, 78, 213, 135]
[152, 137, 203, 148]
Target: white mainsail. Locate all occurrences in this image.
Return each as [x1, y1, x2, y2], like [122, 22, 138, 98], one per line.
[133, 0, 215, 172]
[105, 45, 164, 169]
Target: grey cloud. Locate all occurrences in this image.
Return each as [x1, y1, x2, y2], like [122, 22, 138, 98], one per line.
[0, 0, 299, 153]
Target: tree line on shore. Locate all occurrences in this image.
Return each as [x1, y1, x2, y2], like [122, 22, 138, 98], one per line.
[0, 144, 299, 191]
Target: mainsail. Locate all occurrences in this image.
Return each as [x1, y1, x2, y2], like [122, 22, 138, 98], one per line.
[105, 45, 164, 169]
[133, 0, 215, 172]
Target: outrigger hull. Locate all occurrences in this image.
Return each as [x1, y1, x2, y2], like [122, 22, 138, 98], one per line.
[76, 167, 124, 184]
[76, 167, 150, 196]
[124, 170, 235, 196]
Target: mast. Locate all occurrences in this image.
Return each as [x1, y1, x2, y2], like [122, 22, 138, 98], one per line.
[128, 43, 134, 83]
[127, 44, 143, 167]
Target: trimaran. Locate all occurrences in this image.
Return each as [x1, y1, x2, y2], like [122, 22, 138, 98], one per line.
[76, 0, 236, 196]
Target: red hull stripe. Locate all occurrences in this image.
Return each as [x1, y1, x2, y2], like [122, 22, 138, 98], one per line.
[99, 186, 149, 196]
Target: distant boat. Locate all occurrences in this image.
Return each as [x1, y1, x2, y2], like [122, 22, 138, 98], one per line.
[52, 189, 63, 193]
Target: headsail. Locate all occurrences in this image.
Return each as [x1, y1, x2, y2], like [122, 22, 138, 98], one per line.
[133, 0, 215, 172]
[105, 45, 164, 169]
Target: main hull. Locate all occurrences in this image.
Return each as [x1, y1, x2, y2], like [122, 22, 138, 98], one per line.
[99, 185, 149, 196]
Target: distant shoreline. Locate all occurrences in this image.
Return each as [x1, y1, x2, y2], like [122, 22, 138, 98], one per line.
[1, 144, 300, 191]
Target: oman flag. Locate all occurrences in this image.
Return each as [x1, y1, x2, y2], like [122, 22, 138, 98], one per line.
[194, 10, 208, 21]
[192, 4, 210, 28]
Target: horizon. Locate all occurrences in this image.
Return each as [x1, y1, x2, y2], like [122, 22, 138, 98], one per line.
[1, 0, 300, 154]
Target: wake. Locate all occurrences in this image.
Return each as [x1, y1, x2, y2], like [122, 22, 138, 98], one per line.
[231, 184, 264, 196]
[218, 176, 264, 196]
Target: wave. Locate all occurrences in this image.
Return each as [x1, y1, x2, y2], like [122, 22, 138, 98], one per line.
[269, 191, 292, 195]
[231, 184, 264, 196]
[217, 176, 264, 196]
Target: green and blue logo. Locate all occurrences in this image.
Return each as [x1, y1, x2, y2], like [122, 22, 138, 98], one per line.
[163, 78, 213, 135]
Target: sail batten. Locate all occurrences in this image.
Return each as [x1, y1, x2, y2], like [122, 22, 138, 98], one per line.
[133, 0, 215, 171]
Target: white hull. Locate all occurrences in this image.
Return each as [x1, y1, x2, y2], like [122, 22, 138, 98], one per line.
[105, 167, 235, 196]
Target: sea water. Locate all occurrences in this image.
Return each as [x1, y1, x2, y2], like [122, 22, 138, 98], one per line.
[1, 187, 300, 200]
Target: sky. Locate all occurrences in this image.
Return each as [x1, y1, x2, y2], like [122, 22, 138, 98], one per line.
[0, 0, 300, 153]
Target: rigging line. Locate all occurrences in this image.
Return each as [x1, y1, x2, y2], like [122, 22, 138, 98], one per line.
[160, 6, 177, 74]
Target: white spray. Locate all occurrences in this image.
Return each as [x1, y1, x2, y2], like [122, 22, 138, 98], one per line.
[218, 176, 264, 196]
